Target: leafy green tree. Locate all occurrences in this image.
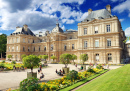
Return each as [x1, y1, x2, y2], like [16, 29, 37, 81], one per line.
[22, 55, 41, 72]
[123, 36, 130, 43]
[38, 55, 43, 61]
[71, 54, 77, 63]
[51, 55, 57, 62]
[8, 55, 12, 61]
[80, 54, 88, 65]
[21, 54, 27, 59]
[0, 34, 7, 60]
[42, 55, 48, 61]
[60, 53, 72, 68]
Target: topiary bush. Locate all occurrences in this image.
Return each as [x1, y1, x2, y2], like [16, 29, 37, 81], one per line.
[0, 63, 5, 68]
[2, 60, 5, 63]
[96, 64, 103, 69]
[19, 77, 40, 91]
[87, 66, 96, 73]
[66, 70, 78, 81]
[11, 61, 16, 64]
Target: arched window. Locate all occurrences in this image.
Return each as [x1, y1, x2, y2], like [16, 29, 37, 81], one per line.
[23, 47, 25, 51]
[95, 54, 99, 61]
[64, 45, 67, 51]
[28, 47, 30, 52]
[72, 44, 74, 50]
[51, 45, 53, 51]
[39, 46, 40, 51]
[108, 53, 112, 61]
[34, 47, 35, 51]
[44, 46, 46, 51]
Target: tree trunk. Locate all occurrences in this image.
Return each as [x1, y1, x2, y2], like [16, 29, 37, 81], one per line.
[31, 67, 33, 72]
[1, 53, 2, 60]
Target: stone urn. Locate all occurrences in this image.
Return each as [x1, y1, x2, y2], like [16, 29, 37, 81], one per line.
[27, 72, 37, 78]
[62, 67, 69, 75]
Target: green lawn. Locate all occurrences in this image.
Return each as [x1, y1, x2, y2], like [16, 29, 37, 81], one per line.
[77, 64, 130, 91]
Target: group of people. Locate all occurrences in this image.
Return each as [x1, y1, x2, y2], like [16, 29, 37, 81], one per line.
[55, 69, 65, 76]
[38, 65, 44, 80]
[13, 65, 25, 72]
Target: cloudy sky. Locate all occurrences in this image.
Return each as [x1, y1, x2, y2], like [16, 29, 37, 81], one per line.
[0, 0, 130, 36]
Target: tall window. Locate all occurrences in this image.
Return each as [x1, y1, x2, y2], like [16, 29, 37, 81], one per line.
[107, 25, 110, 32]
[12, 46, 14, 51]
[16, 46, 18, 51]
[28, 39, 30, 43]
[23, 47, 25, 51]
[16, 38, 18, 43]
[84, 41, 87, 49]
[95, 40, 99, 47]
[44, 46, 46, 51]
[84, 28, 87, 35]
[28, 47, 30, 52]
[23, 38, 25, 43]
[51, 45, 53, 51]
[107, 39, 111, 47]
[9, 47, 10, 52]
[33, 40, 34, 43]
[64, 45, 67, 51]
[13, 39, 14, 43]
[34, 47, 35, 51]
[39, 46, 41, 51]
[95, 54, 99, 61]
[8, 39, 10, 44]
[108, 53, 112, 61]
[72, 44, 74, 50]
[95, 26, 98, 34]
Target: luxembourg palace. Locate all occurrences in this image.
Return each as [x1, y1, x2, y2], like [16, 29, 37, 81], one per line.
[6, 5, 127, 64]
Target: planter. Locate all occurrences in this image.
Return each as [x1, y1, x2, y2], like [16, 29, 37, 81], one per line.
[62, 67, 69, 75]
[83, 65, 86, 70]
[27, 72, 37, 78]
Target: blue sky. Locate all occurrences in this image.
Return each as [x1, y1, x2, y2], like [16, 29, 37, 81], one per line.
[0, 0, 130, 36]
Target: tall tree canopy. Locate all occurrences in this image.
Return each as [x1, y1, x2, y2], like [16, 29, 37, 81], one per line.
[0, 34, 7, 60]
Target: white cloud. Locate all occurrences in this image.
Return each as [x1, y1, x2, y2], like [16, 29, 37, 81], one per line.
[113, 0, 130, 15]
[0, 0, 87, 33]
[119, 19, 125, 22]
[61, 25, 65, 31]
[95, 3, 99, 7]
[125, 27, 130, 36]
[0, 33, 2, 35]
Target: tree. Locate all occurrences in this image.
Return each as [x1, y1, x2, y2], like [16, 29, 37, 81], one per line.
[22, 55, 41, 72]
[21, 54, 27, 59]
[8, 55, 12, 61]
[71, 54, 77, 63]
[42, 55, 48, 61]
[51, 55, 57, 62]
[60, 53, 72, 68]
[38, 55, 43, 61]
[0, 34, 7, 60]
[80, 54, 88, 65]
[123, 36, 130, 43]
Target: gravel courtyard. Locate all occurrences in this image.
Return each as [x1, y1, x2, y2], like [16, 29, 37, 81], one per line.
[0, 64, 122, 91]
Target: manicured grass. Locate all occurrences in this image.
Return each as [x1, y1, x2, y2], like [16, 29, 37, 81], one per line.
[60, 70, 108, 91]
[77, 64, 130, 91]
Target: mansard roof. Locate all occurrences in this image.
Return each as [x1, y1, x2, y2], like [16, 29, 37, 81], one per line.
[12, 25, 35, 36]
[83, 9, 113, 22]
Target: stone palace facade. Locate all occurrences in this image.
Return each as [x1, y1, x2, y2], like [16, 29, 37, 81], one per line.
[6, 5, 126, 64]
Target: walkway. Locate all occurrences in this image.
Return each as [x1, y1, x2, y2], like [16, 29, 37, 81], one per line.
[0, 64, 122, 91]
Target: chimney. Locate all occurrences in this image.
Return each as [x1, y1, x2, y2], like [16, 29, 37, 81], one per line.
[23, 24, 28, 31]
[88, 8, 92, 15]
[106, 5, 111, 14]
[16, 26, 20, 29]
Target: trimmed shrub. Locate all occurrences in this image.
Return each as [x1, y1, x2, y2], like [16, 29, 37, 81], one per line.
[96, 64, 103, 69]
[66, 70, 78, 81]
[11, 61, 16, 64]
[19, 77, 40, 91]
[87, 66, 96, 73]
[2, 60, 5, 63]
[0, 63, 5, 68]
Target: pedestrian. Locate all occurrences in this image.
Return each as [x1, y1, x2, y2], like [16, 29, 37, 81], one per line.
[75, 64, 77, 67]
[39, 72, 44, 80]
[13, 65, 16, 72]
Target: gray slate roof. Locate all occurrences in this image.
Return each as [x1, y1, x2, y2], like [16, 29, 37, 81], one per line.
[83, 9, 113, 22]
[12, 27, 35, 36]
